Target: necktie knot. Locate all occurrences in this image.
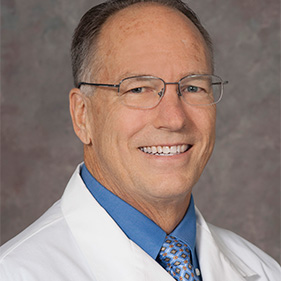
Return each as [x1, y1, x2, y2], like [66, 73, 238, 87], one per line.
[157, 235, 201, 281]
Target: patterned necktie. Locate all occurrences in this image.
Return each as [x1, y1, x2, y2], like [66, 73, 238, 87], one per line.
[157, 235, 201, 281]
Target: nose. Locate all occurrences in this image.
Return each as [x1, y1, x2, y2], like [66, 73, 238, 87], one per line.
[153, 84, 188, 131]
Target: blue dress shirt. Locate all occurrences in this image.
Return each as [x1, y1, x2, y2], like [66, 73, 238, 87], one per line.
[80, 163, 201, 273]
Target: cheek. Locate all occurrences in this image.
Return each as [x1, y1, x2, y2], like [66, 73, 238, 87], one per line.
[87, 97, 116, 151]
[190, 106, 216, 155]
[113, 110, 150, 153]
[95, 108, 150, 185]
[200, 108, 216, 161]
[206, 106, 216, 141]
[196, 106, 216, 137]
[93, 103, 148, 155]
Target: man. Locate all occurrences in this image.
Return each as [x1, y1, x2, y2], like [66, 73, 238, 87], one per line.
[0, 0, 280, 280]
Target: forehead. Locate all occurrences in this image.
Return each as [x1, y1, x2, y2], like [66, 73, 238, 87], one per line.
[95, 3, 210, 79]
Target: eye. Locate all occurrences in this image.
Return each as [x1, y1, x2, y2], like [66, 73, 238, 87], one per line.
[129, 87, 145, 94]
[186, 85, 201, 93]
[126, 86, 155, 95]
[181, 84, 206, 95]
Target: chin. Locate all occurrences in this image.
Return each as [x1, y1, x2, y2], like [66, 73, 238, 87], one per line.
[146, 176, 195, 199]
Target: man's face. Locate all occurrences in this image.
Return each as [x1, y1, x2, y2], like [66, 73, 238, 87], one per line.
[83, 4, 216, 208]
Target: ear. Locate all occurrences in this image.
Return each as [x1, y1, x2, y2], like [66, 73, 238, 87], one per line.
[69, 88, 91, 145]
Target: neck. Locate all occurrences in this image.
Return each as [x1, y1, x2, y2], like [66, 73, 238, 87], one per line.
[84, 151, 192, 234]
[116, 191, 192, 234]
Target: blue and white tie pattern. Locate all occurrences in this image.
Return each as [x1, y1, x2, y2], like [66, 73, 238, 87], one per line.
[157, 235, 201, 281]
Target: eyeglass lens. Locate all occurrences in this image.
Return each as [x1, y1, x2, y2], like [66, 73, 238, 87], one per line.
[118, 75, 223, 109]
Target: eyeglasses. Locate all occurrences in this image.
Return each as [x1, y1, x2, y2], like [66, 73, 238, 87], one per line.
[78, 74, 228, 109]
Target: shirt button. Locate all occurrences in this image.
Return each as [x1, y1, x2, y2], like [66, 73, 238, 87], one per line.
[195, 268, 201, 276]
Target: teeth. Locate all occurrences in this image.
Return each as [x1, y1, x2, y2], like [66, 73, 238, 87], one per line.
[163, 146, 170, 154]
[139, 144, 190, 156]
[170, 146, 177, 154]
[157, 146, 163, 153]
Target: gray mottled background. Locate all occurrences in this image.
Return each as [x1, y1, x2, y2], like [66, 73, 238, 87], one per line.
[1, 0, 280, 263]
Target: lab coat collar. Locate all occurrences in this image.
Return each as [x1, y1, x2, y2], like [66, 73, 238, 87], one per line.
[61, 165, 174, 281]
[195, 207, 258, 281]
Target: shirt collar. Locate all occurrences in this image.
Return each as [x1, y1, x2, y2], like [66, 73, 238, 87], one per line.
[170, 195, 197, 253]
[80, 163, 197, 260]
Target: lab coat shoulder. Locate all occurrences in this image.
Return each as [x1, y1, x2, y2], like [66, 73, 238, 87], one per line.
[212, 223, 280, 280]
[195, 207, 281, 281]
[0, 165, 171, 281]
[210, 223, 280, 274]
[0, 199, 97, 281]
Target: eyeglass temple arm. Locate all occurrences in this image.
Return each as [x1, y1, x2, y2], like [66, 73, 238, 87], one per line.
[212, 81, 229, 85]
[77, 82, 119, 89]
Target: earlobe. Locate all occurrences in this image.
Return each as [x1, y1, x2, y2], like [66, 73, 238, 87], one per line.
[69, 88, 91, 145]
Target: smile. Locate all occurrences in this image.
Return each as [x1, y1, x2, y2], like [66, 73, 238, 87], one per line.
[139, 144, 191, 156]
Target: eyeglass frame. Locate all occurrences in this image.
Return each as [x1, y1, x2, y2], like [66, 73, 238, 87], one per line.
[78, 74, 228, 108]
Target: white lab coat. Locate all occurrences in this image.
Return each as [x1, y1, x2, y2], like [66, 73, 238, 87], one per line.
[1, 165, 280, 281]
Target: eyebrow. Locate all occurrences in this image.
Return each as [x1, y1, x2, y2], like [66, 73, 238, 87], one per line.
[116, 71, 212, 82]
[117, 72, 152, 81]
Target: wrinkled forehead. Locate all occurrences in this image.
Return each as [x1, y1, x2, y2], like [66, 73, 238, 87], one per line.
[105, 4, 192, 37]
[94, 3, 211, 77]
[103, 3, 207, 49]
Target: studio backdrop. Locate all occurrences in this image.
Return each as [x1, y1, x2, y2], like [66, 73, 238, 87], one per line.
[1, 0, 280, 262]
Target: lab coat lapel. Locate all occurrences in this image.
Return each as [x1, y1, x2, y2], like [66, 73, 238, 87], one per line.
[61, 166, 174, 281]
[195, 208, 258, 281]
